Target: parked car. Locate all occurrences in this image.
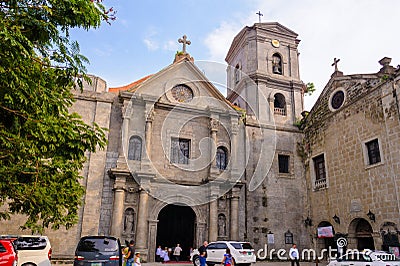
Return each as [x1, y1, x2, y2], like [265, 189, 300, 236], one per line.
[327, 250, 400, 266]
[13, 235, 52, 266]
[190, 241, 256, 266]
[0, 239, 18, 266]
[74, 236, 122, 266]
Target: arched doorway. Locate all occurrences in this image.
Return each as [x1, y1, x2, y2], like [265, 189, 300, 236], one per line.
[349, 218, 375, 250]
[156, 204, 196, 261]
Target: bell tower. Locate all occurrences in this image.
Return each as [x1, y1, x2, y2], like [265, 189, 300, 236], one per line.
[225, 22, 309, 250]
[226, 22, 304, 126]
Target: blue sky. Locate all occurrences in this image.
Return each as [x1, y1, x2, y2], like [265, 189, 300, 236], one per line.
[71, 0, 400, 110]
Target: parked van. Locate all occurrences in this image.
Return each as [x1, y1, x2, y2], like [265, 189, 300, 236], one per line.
[74, 236, 122, 266]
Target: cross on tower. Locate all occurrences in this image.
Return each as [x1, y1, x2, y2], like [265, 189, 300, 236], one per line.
[256, 11, 263, 23]
[332, 57, 340, 72]
[178, 35, 191, 54]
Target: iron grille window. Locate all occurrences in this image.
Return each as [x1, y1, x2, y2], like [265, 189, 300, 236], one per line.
[128, 136, 142, 161]
[278, 154, 290, 173]
[366, 139, 381, 165]
[171, 138, 190, 164]
[216, 147, 227, 170]
[313, 154, 326, 180]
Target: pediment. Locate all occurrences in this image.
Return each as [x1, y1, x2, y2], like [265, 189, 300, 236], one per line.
[124, 58, 236, 113]
[256, 22, 298, 38]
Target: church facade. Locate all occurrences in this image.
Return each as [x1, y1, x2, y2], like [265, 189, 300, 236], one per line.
[1, 22, 399, 261]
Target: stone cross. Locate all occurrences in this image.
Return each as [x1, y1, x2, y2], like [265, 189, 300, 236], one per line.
[256, 11, 263, 23]
[332, 58, 340, 72]
[178, 35, 191, 54]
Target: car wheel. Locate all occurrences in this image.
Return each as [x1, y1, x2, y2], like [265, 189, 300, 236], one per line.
[193, 256, 200, 266]
[206, 263, 214, 266]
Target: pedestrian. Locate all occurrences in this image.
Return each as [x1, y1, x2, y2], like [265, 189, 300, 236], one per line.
[289, 244, 300, 266]
[173, 244, 182, 262]
[198, 241, 208, 259]
[134, 252, 141, 266]
[125, 240, 135, 266]
[221, 248, 234, 266]
[122, 245, 129, 266]
[162, 247, 170, 263]
[156, 245, 162, 262]
[199, 251, 207, 266]
[199, 241, 208, 266]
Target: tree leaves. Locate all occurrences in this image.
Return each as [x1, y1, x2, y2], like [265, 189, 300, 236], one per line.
[0, 0, 110, 233]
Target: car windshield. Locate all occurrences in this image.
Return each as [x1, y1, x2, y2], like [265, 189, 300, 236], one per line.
[77, 237, 118, 252]
[15, 237, 47, 250]
[230, 243, 253, 250]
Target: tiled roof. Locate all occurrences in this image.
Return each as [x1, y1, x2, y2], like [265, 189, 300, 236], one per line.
[109, 74, 153, 93]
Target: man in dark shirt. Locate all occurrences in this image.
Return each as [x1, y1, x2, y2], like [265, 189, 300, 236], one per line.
[198, 241, 208, 258]
[126, 240, 135, 266]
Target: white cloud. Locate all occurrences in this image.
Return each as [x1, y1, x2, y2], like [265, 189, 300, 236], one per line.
[143, 27, 160, 51]
[163, 40, 179, 52]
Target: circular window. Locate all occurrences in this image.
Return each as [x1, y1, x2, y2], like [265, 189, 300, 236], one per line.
[331, 90, 345, 110]
[171, 84, 193, 103]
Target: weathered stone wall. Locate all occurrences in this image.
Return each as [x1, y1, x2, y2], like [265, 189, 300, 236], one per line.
[304, 73, 400, 251]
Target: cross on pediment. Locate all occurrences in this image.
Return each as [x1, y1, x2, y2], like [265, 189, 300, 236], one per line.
[178, 35, 191, 54]
[332, 58, 340, 72]
[256, 11, 263, 23]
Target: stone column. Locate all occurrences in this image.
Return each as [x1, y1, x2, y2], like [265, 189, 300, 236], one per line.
[210, 117, 220, 177]
[136, 188, 149, 249]
[230, 117, 239, 174]
[110, 173, 129, 239]
[208, 185, 219, 242]
[145, 110, 154, 160]
[230, 186, 240, 240]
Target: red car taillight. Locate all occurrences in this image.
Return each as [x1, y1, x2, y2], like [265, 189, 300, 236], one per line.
[109, 255, 120, 261]
[48, 248, 52, 260]
[75, 255, 85, 261]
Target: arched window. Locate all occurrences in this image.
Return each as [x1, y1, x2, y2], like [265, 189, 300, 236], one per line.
[216, 146, 228, 170]
[272, 53, 283, 74]
[234, 64, 240, 84]
[128, 136, 142, 161]
[274, 93, 286, 116]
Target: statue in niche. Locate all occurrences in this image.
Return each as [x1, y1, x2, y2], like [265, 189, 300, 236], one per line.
[124, 208, 135, 233]
[218, 214, 226, 236]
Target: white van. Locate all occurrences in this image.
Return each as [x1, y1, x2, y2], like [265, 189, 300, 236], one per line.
[14, 236, 52, 266]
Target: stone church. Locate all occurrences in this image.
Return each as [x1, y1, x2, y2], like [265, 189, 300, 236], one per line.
[1, 22, 399, 261]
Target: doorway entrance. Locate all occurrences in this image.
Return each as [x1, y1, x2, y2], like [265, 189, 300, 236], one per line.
[352, 218, 375, 250]
[156, 204, 196, 261]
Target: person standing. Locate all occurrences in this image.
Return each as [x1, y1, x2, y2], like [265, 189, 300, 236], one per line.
[162, 247, 170, 263]
[221, 248, 234, 266]
[198, 241, 208, 258]
[173, 244, 182, 262]
[133, 252, 141, 266]
[289, 244, 300, 266]
[198, 241, 208, 266]
[156, 245, 162, 262]
[125, 240, 135, 266]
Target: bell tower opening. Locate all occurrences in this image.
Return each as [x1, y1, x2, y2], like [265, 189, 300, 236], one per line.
[156, 204, 196, 261]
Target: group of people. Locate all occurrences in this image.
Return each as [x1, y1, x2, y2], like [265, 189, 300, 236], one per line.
[123, 239, 300, 266]
[155, 244, 183, 263]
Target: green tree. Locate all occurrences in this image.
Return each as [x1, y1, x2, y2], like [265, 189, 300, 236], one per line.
[305, 82, 316, 96]
[0, 0, 114, 233]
